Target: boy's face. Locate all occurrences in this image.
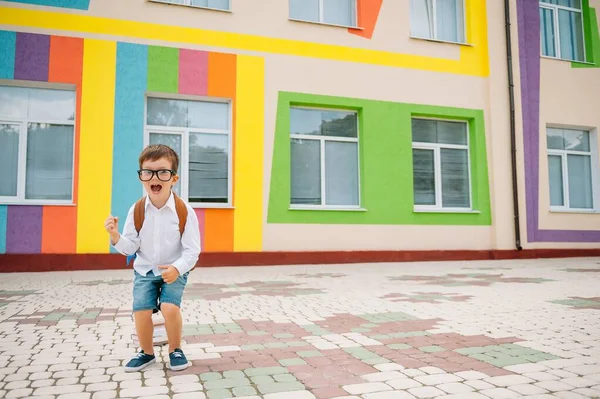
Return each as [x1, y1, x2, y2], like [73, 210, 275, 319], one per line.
[139, 157, 179, 203]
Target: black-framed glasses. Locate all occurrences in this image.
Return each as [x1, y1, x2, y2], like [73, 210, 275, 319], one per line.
[137, 169, 175, 182]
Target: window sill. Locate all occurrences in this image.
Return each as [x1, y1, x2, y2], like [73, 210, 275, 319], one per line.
[410, 36, 472, 47]
[541, 55, 591, 64]
[190, 204, 234, 209]
[414, 208, 480, 214]
[0, 201, 75, 206]
[289, 18, 363, 30]
[289, 206, 367, 212]
[148, 0, 231, 13]
[550, 208, 598, 214]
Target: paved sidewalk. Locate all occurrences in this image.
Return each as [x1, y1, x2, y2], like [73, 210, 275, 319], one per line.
[0, 257, 599, 399]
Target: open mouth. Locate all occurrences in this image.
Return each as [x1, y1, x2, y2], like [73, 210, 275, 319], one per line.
[150, 184, 162, 195]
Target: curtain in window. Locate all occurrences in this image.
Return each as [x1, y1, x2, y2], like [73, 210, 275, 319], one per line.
[567, 154, 593, 208]
[413, 149, 436, 205]
[540, 8, 556, 57]
[441, 148, 470, 208]
[149, 133, 182, 197]
[411, 0, 434, 39]
[25, 123, 74, 200]
[325, 141, 359, 206]
[323, 0, 356, 26]
[289, 0, 320, 22]
[0, 124, 19, 197]
[291, 139, 321, 205]
[558, 9, 584, 61]
[189, 133, 228, 203]
[437, 0, 464, 42]
[191, 0, 229, 10]
[548, 155, 564, 206]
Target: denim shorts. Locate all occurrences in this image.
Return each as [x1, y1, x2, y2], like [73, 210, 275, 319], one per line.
[132, 270, 189, 312]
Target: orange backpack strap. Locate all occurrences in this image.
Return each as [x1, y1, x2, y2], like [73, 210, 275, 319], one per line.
[173, 193, 188, 236]
[133, 197, 146, 235]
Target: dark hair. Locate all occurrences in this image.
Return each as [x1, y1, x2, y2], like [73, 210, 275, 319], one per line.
[138, 144, 179, 173]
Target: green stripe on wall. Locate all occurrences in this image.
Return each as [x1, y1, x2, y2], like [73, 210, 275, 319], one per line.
[573, 4, 600, 68]
[147, 46, 179, 92]
[267, 92, 491, 226]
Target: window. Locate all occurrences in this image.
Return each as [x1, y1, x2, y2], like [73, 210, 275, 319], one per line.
[410, 0, 465, 43]
[289, 0, 357, 27]
[290, 107, 360, 208]
[145, 97, 231, 206]
[412, 119, 471, 210]
[547, 128, 595, 210]
[0, 85, 75, 203]
[540, 0, 585, 61]
[151, 0, 230, 11]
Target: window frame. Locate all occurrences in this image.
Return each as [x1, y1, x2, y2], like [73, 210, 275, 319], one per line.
[149, 0, 231, 12]
[539, 0, 587, 62]
[411, 117, 473, 212]
[410, 0, 467, 45]
[288, 0, 359, 29]
[289, 105, 362, 210]
[546, 127, 598, 212]
[0, 82, 77, 206]
[143, 93, 233, 209]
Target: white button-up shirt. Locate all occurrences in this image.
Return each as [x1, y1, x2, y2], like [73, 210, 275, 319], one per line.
[113, 192, 201, 276]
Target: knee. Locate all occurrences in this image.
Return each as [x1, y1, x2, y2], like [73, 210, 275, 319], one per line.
[161, 303, 180, 318]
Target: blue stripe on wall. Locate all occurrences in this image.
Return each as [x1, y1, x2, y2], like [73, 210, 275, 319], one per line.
[111, 43, 148, 253]
[0, 31, 16, 79]
[0, 206, 7, 254]
[3, 0, 90, 10]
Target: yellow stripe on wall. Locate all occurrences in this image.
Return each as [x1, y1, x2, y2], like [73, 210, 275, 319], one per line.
[76, 39, 116, 253]
[234, 56, 264, 252]
[0, 6, 489, 77]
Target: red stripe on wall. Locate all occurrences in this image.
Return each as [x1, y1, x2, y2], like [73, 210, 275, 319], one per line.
[178, 49, 208, 96]
[349, 0, 384, 39]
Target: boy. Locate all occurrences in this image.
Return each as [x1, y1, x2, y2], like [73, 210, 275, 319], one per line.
[104, 144, 201, 372]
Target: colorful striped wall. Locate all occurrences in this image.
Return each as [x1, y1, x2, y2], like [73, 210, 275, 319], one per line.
[0, 30, 264, 255]
[2, 0, 90, 10]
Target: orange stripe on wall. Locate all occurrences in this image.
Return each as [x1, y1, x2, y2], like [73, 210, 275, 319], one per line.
[203, 209, 234, 252]
[349, 0, 384, 39]
[41, 207, 77, 253]
[44, 35, 83, 254]
[207, 52, 236, 98]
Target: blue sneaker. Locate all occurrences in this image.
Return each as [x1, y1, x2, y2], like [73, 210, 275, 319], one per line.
[169, 348, 189, 371]
[124, 351, 156, 372]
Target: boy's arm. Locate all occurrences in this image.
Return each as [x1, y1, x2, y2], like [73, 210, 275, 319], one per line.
[172, 205, 201, 275]
[112, 205, 141, 256]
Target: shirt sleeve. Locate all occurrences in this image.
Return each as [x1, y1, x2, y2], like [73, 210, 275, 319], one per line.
[172, 204, 201, 275]
[112, 204, 141, 257]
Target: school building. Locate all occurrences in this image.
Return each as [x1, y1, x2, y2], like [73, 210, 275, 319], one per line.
[0, 0, 599, 271]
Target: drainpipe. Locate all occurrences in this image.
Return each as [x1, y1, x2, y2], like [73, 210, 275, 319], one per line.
[504, 0, 523, 250]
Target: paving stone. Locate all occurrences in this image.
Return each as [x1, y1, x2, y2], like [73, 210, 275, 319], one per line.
[416, 373, 462, 385]
[478, 387, 520, 398]
[466, 380, 496, 390]
[172, 394, 207, 399]
[484, 375, 535, 387]
[363, 392, 416, 399]
[34, 385, 85, 395]
[86, 382, 117, 392]
[535, 380, 579, 392]
[204, 378, 249, 390]
[169, 375, 200, 384]
[205, 388, 232, 399]
[171, 383, 205, 393]
[523, 372, 561, 382]
[119, 386, 169, 397]
[388, 379, 423, 390]
[258, 381, 306, 394]
[263, 391, 316, 399]
[437, 382, 475, 394]
[507, 384, 549, 395]
[342, 382, 393, 395]
[407, 386, 445, 398]
[362, 371, 405, 382]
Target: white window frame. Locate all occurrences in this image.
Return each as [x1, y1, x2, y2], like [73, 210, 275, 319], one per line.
[547, 128, 598, 212]
[412, 117, 472, 212]
[539, 0, 586, 62]
[290, 106, 362, 210]
[288, 0, 359, 29]
[149, 0, 231, 12]
[0, 82, 76, 206]
[144, 93, 233, 209]
[410, 0, 467, 45]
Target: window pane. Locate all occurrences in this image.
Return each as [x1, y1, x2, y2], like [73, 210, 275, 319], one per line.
[413, 149, 435, 205]
[189, 133, 228, 203]
[191, 0, 229, 9]
[320, 110, 357, 138]
[540, 0, 581, 7]
[0, 86, 27, 118]
[540, 7, 556, 57]
[291, 139, 321, 205]
[567, 154, 593, 208]
[441, 148, 470, 208]
[290, 0, 319, 22]
[411, 0, 434, 39]
[412, 119, 437, 143]
[436, 0, 465, 43]
[558, 9, 584, 61]
[188, 101, 229, 130]
[325, 141, 359, 206]
[563, 129, 589, 151]
[147, 98, 187, 127]
[437, 120, 467, 145]
[0, 124, 19, 197]
[28, 88, 75, 121]
[546, 127, 564, 149]
[149, 133, 182, 197]
[548, 155, 564, 206]
[323, 0, 356, 26]
[290, 108, 323, 136]
[25, 123, 74, 200]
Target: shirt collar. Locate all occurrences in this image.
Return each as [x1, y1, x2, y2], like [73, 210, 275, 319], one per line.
[145, 191, 176, 212]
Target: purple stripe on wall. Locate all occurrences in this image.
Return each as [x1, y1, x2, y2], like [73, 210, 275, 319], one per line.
[6, 206, 43, 254]
[14, 32, 50, 82]
[517, 0, 600, 243]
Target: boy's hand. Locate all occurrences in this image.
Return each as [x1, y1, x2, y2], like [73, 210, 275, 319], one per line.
[159, 265, 180, 284]
[104, 216, 120, 245]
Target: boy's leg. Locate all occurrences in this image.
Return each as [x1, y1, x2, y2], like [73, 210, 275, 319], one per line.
[132, 271, 162, 355]
[134, 310, 154, 354]
[159, 272, 189, 370]
[161, 303, 182, 352]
